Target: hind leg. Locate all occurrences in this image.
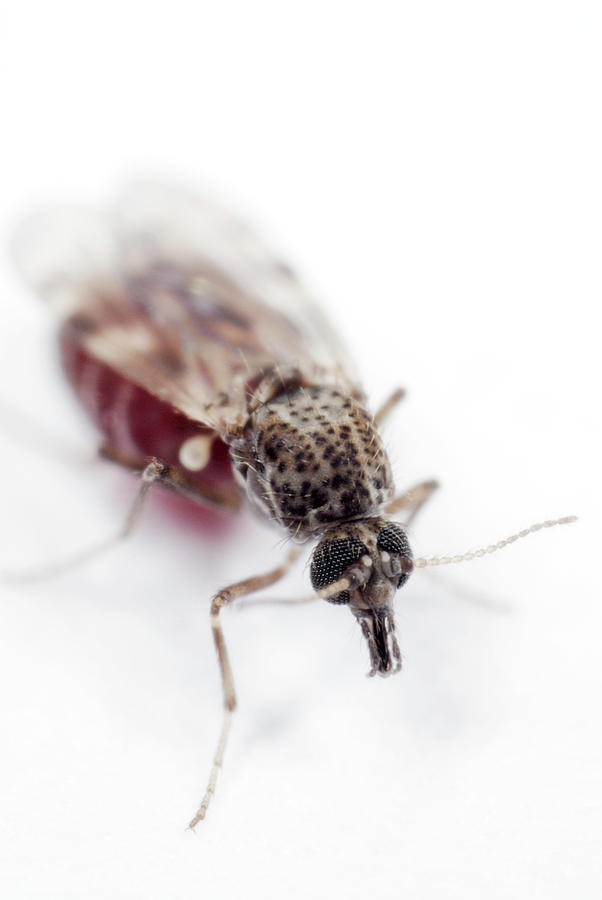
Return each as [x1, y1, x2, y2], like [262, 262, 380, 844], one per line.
[1, 458, 168, 584]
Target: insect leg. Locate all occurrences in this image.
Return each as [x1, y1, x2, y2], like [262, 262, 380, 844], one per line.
[99, 444, 150, 469]
[1, 459, 168, 584]
[100, 444, 242, 511]
[237, 592, 319, 609]
[188, 547, 302, 828]
[385, 479, 440, 525]
[373, 388, 406, 425]
[0, 401, 97, 467]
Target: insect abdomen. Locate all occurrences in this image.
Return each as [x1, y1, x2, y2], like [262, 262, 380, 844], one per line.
[59, 323, 235, 499]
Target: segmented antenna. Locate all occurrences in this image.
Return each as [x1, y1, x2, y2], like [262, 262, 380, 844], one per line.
[414, 516, 577, 568]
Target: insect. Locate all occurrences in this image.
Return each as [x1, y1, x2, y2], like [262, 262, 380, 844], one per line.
[11, 182, 575, 827]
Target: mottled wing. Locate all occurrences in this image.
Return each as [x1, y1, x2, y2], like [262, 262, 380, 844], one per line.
[13, 182, 361, 435]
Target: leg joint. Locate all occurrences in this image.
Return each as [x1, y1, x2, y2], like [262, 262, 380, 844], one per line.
[142, 458, 170, 482]
[211, 590, 231, 618]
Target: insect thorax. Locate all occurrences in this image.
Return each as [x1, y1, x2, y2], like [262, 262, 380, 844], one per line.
[231, 381, 394, 539]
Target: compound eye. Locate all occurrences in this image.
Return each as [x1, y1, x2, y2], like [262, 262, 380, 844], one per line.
[377, 523, 413, 587]
[310, 538, 369, 604]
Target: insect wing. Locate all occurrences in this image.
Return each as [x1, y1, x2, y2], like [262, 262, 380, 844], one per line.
[12, 205, 120, 316]
[13, 183, 361, 435]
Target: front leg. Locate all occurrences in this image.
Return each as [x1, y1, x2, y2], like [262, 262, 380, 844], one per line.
[386, 479, 440, 525]
[188, 546, 301, 828]
[374, 387, 406, 426]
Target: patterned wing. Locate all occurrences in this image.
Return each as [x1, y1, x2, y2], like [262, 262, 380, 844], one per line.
[13, 182, 361, 434]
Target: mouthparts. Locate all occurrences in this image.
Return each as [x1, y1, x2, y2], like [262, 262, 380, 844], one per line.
[355, 608, 402, 677]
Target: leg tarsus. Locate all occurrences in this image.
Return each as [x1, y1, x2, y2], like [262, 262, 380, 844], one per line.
[188, 708, 234, 829]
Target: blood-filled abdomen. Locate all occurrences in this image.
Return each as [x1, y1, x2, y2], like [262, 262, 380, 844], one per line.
[59, 323, 238, 509]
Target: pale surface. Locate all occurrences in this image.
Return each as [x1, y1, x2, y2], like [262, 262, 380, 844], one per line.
[0, 3, 599, 899]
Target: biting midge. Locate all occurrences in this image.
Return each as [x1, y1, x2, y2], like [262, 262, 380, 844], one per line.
[12, 182, 575, 827]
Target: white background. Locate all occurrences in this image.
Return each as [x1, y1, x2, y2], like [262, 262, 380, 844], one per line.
[0, 2, 599, 898]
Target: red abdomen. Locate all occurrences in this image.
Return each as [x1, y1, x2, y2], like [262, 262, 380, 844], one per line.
[59, 323, 236, 505]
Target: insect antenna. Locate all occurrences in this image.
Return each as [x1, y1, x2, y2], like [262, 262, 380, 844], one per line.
[414, 516, 577, 569]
